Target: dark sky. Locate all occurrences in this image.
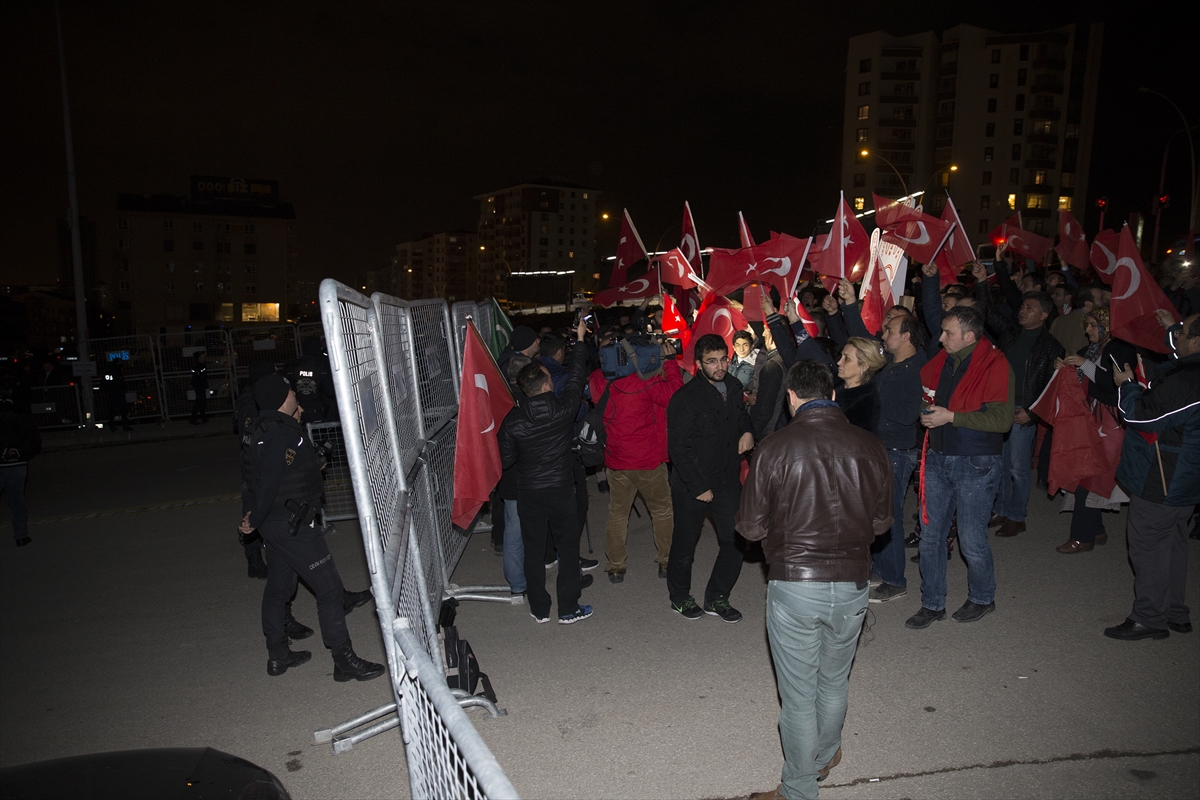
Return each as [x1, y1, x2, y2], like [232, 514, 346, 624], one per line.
[2, 1, 1194, 289]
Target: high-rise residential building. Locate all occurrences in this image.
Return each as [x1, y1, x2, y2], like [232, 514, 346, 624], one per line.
[115, 177, 297, 334]
[384, 230, 479, 301]
[843, 23, 1103, 245]
[474, 179, 601, 308]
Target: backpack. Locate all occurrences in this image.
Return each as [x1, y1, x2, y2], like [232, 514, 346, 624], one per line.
[575, 381, 612, 469]
[439, 600, 497, 704]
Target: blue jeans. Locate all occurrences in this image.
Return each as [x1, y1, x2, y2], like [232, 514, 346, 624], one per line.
[503, 499, 525, 593]
[993, 421, 1036, 522]
[876, 449, 919, 588]
[919, 451, 1001, 610]
[766, 581, 869, 800]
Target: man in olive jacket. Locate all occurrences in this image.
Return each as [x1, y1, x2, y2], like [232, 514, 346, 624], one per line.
[738, 360, 893, 800]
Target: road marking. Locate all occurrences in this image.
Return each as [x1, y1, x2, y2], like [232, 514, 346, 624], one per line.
[29, 493, 241, 526]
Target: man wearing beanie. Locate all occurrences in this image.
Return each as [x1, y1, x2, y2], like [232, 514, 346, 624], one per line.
[240, 374, 383, 681]
[497, 325, 540, 378]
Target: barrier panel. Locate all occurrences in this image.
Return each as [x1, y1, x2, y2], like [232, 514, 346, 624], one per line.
[158, 330, 236, 419]
[406, 299, 459, 438]
[450, 301, 479, 368]
[307, 421, 358, 524]
[474, 299, 495, 356]
[88, 334, 165, 422]
[422, 418, 470, 583]
[28, 384, 83, 429]
[371, 294, 426, 473]
[230, 325, 299, 395]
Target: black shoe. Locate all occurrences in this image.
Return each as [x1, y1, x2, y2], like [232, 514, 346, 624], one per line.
[597, 480, 609, 493]
[284, 616, 314, 641]
[1104, 618, 1169, 641]
[332, 643, 385, 682]
[245, 546, 268, 579]
[658, 564, 668, 579]
[905, 607, 946, 629]
[579, 557, 599, 571]
[703, 595, 743, 623]
[988, 513, 1007, 528]
[609, 571, 625, 584]
[267, 648, 312, 676]
[910, 552, 920, 563]
[1168, 621, 1192, 634]
[493, 541, 504, 556]
[952, 600, 995, 623]
[904, 533, 920, 548]
[343, 589, 373, 615]
[15, 536, 31, 547]
[580, 573, 594, 589]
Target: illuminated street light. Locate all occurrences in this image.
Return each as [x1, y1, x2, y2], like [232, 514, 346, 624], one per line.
[861, 149, 908, 196]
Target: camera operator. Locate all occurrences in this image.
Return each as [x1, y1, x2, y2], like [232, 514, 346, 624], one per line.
[240, 374, 383, 681]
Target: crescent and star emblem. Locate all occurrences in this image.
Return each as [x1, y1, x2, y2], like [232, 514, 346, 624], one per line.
[620, 278, 650, 294]
[1111, 256, 1141, 301]
[681, 234, 697, 263]
[1092, 242, 1118, 275]
[761, 257, 792, 277]
[474, 374, 495, 434]
[892, 222, 930, 246]
[711, 308, 734, 337]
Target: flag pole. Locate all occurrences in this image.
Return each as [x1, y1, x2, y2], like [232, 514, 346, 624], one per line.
[1137, 354, 1169, 494]
[839, 191, 846, 280]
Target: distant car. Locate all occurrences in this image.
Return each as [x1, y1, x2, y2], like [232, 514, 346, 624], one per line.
[0, 747, 290, 800]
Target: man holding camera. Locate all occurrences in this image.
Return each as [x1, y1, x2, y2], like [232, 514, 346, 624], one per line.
[241, 374, 383, 681]
[666, 333, 755, 622]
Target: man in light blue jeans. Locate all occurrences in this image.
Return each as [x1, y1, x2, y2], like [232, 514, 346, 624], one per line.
[738, 361, 893, 800]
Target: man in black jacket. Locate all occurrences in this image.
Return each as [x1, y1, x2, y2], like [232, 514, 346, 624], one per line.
[976, 275, 1065, 537]
[497, 317, 592, 625]
[666, 333, 756, 623]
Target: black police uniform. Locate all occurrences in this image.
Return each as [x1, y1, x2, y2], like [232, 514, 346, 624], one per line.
[284, 353, 337, 423]
[235, 391, 268, 578]
[190, 355, 209, 424]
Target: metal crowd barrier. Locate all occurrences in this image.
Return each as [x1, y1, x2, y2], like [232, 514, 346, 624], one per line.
[88, 334, 165, 423]
[307, 421, 357, 524]
[450, 301, 480, 371]
[28, 384, 83, 429]
[158, 330, 236, 419]
[407, 298, 460, 437]
[314, 280, 512, 771]
[230, 324, 298, 395]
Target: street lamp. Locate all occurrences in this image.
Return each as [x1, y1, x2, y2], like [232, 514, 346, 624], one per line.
[861, 149, 908, 197]
[1139, 87, 1197, 258]
[918, 164, 958, 206]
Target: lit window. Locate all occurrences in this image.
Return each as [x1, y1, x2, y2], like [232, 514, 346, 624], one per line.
[582, 192, 588, 199]
[1058, 196, 1072, 211]
[856, 128, 868, 142]
[1026, 195, 1046, 210]
[1034, 170, 1047, 185]
[857, 105, 869, 120]
[984, 147, 994, 162]
[241, 302, 279, 322]
[1007, 194, 1017, 210]
[853, 197, 865, 211]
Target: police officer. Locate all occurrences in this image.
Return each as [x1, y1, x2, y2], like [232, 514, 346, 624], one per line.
[234, 361, 276, 579]
[240, 374, 383, 680]
[189, 351, 209, 425]
[285, 338, 338, 424]
[103, 360, 133, 431]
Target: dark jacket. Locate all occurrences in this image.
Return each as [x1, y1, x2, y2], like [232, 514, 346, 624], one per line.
[497, 340, 587, 490]
[874, 351, 928, 449]
[666, 371, 754, 498]
[247, 411, 324, 526]
[191, 356, 209, 391]
[977, 284, 1064, 417]
[736, 402, 893, 583]
[836, 381, 881, 434]
[748, 349, 787, 441]
[0, 405, 41, 466]
[1115, 352, 1200, 506]
[766, 312, 836, 368]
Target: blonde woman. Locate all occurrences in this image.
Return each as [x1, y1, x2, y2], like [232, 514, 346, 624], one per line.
[835, 337, 885, 433]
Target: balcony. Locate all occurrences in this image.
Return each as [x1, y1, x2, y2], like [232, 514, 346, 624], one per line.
[1033, 57, 1066, 71]
[880, 95, 920, 104]
[1024, 158, 1058, 169]
[879, 118, 918, 127]
[1029, 108, 1062, 121]
[1031, 80, 1064, 94]
[881, 71, 921, 80]
[1026, 132, 1057, 145]
[875, 164, 913, 175]
[1023, 184, 1055, 195]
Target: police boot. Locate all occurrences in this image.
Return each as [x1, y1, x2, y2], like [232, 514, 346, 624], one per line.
[284, 605, 314, 640]
[343, 588, 373, 616]
[267, 643, 311, 676]
[331, 642, 385, 682]
[245, 545, 268, 580]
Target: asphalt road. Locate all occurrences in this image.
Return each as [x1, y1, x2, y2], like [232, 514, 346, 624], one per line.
[1, 433, 1197, 799]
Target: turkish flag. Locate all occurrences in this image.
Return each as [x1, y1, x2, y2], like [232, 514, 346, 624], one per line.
[681, 202, 703, 277]
[683, 296, 746, 374]
[873, 194, 953, 265]
[661, 290, 690, 335]
[795, 302, 820, 339]
[593, 268, 661, 308]
[1028, 366, 1108, 496]
[610, 208, 648, 288]
[931, 196, 974, 286]
[707, 235, 811, 299]
[991, 213, 1053, 264]
[1055, 210, 1090, 270]
[1109, 226, 1181, 354]
[1089, 229, 1121, 285]
[810, 194, 869, 281]
[738, 211, 756, 248]
[654, 248, 702, 290]
[859, 230, 896, 336]
[452, 322, 515, 529]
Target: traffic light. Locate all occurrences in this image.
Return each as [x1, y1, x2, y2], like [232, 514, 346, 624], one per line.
[1096, 197, 1108, 210]
[1156, 194, 1170, 210]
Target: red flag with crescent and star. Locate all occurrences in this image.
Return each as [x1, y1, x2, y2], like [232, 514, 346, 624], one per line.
[809, 193, 869, 282]
[1055, 210, 1090, 270]
[1088, 229, 1121, 285]
[931, 195, 974, 286]
[990, 213, 1054, 264]
[706, 235, 811, 299]
[738, 212, 756, 248]
[610, 208, 648, 288]
[872, 194, 953, 265]
[592, 268, 661, 307]
[681, 202, 703, 277]
[653, 248, 703, 290]
[682, 296, 747, 375]
[452, 321, 515, 529]
[1109, 225, 1181, 354]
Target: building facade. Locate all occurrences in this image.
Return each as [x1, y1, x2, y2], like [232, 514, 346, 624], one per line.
[381, 230, 479, 302]
[474, 179, 601, 308]
[843, 23, 1103, 244]
[114, 177, 297, 334]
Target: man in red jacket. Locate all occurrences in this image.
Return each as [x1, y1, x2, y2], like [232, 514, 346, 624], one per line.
[588, 340, 683, 584]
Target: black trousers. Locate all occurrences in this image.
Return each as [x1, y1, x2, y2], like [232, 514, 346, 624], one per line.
[260, 518, 349, 652]
[1070, 486, 1105, 543]
[667, 477, 744, 606]
[519, 485, 582, 619]
[190, 393, 207, 422]
[542, 458, 590, 563]
[1127, 495, 1192, 629]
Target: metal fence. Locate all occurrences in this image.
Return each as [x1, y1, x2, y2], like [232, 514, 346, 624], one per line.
[28, 384, 83, 429]
[158, 330, 237, 419]
[307, 421, 358, 524]
[230, 324, 299, 395]
[87, 334, 165, 423]
[407, 299, 460, 437]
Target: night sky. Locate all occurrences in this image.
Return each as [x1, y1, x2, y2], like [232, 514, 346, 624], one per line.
[2, 1, 1194, 290]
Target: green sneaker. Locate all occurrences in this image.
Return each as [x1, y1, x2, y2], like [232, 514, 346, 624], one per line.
[703, 595, 743, 623]
[672, 597, 705, 620]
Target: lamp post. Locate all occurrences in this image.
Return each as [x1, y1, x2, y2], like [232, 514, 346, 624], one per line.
[1151, 128, 1187, 261]
[917, 164, 958, 208]
[1139, 87, 1197, 258]
[861, 149, 908, 197]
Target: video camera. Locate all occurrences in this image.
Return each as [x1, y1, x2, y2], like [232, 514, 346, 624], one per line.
[598, 335, 665, 380]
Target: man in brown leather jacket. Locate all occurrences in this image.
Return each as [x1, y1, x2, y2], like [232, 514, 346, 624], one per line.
[738, 360, 893, 800]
